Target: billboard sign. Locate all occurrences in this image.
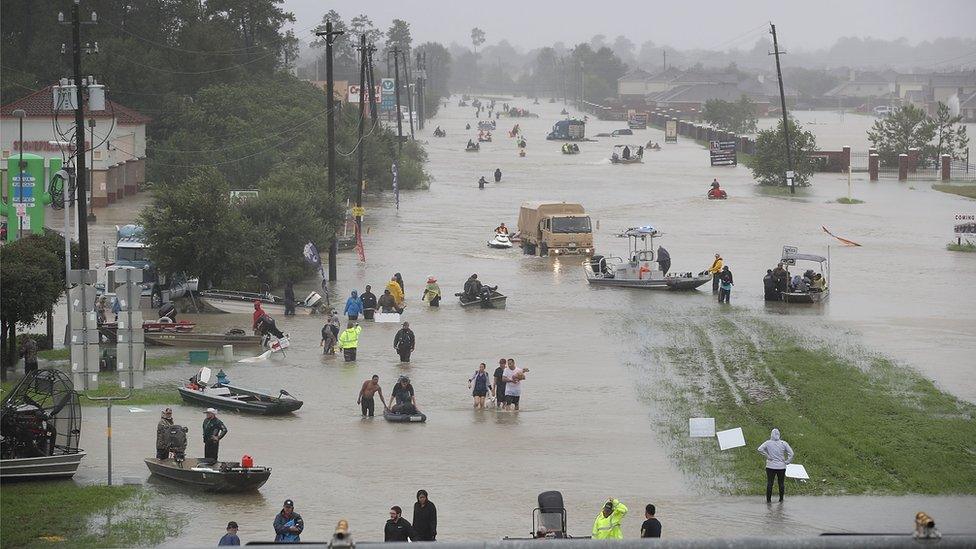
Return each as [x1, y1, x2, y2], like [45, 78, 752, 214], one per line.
[954, 213, 976, 238]
[381, 78, 396, 112]
[665, 120, 678, 143]
[348, 84, 381, 103]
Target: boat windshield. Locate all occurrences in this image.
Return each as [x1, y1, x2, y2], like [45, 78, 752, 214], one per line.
[551, 216, 591, 233]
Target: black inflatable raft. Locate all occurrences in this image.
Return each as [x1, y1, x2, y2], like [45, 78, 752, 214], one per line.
[383, 411, 427, 423]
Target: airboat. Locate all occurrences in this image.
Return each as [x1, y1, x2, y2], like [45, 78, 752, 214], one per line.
[1, 369, 85, 481]
[583, 226, 711, 290]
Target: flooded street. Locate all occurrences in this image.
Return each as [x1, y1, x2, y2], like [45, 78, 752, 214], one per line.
[65, 98, 975, 543]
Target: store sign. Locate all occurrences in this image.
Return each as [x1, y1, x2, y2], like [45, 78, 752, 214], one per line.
[14, 140, 90, 152]
[665, 120, 678, 143]
[709, 140, 737, 166]
[381, 78, 396, 112]
[348, 84, 381, 103]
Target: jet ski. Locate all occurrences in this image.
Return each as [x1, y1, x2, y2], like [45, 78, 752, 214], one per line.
[488, 233, 514, 249]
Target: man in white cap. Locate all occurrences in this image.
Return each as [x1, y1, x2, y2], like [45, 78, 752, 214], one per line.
[202, 408, 227, 461]
[156, 408, 174, 460]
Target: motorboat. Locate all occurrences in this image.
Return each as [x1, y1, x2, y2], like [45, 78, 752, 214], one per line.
[583, 226, 711, 290]
[707, 189, 728, 200]
[383, 410, 427, 423]
[561, 143, 580, 154]
[456, 286, 507, 309]
[144, 457, 271, 492]
[465, 142, 481, 152]
[199, 289, 325, 315]
[488, 233, 514, 249]
[1, 370, 85, 481]
[610, 144, 644, 164]
[433, 128, 446, 137]
[478, 121, 496, 130]
[143, 331, 262, 348]
[99, 320, 195, 334]
[779, 247, 830, 303]
[178, 367, 303, 415]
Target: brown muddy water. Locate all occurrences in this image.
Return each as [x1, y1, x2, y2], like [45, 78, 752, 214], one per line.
[37, 99, 976, 544]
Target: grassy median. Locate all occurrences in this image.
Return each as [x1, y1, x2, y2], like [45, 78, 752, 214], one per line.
[0, 482, 180, 548]
[933, 184, 976, 199]
[633, 314, 976, 495]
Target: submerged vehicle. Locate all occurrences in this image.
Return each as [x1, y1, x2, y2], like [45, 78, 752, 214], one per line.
[488, 233, 514, 249]
[517, 202, 593, 257]
[199, 290, 325, 315]
[146, 423, 271, 492]
[1, 369, 85, 481]
[178, 367, 303, 415]
[610, 144, 643, 164]
[779, 247, 830, 304]
[103, 224, 198, 308]
[583, 226, 711, 290]
[546, 119, 586, 141]
[610, 128, 634, 137]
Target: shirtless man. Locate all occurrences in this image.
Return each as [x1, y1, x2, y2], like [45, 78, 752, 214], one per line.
[358, 375, 388, 417]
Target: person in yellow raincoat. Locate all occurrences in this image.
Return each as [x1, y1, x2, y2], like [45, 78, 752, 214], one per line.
[386, 278, 405, 313]
[422, 276, 442, 307]
[337, 322, 362, 362]
[592, 498, 627, 540]
[708, 253, 724, 292]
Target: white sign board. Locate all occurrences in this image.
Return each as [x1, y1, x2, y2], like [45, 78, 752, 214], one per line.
[954, 213, 976, 238]
[348, 84, 382, 103]
[781, 245, 798, 265]
[785, 464, 809, 480]
[689, 417, 716, 438]
[374, 312, 401, 323]
[716, 427, 746, 450]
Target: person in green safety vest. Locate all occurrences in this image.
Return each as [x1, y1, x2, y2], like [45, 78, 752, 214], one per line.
[337, 321, 362, 362]
[592, 498, 627, 540]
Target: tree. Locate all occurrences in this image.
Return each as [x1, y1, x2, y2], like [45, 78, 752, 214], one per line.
[703, 95, 758, 134]
[932, 102, 970, 162]
[0, 235, 65, 379]
[386, 18, 412, 55]
[751, 118, 818, 187]
[417, 42, 453, 116]
[349, 14, 383, 47]
[612, 35, 636, 65]
[470, 28, 486, 54]
[867, 104, 935, 166]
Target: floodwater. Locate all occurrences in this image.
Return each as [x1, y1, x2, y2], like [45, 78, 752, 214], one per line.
[56, 99, 976, 544]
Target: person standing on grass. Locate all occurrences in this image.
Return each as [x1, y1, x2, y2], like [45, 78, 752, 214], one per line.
[640, 504, 662, 538]
[218, 521, 241, 545]
[468, 362, 492, 409]
[492, 358, 508, 409]
[718, 265, 733, 304]
[757, 428, 794, 503]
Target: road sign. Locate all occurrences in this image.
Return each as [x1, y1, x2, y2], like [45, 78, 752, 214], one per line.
[782, 245, 798, 265]
[351, 206, 365, 217]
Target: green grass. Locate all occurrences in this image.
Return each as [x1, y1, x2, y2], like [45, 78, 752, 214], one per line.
[836, 197, 865, 204]
[947, 241, 976, 252]
[2, 378, 178, 406]
[38, 348, 70, 360]
[933, 184, 976, 199]
[0, 482, 182, 548]
[642, 317, 976, 495]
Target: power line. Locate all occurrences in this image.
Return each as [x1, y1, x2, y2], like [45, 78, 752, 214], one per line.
[111, 50, 277, 75]
[98, 17, 321, 56]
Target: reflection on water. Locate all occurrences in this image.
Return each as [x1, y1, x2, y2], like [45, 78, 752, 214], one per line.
[60, 97, 976, 544]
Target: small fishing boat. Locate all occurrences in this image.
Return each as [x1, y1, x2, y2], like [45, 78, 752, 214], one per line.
[465, 143, 481, 152]
[609, 144, 643, 164]
[583, 226, 711, 290]
[99, 320, 195, 334]
[488, 233, 514, 249]
[383, 410, 427, 423]
[457, 288, 507, 309]
[779, 247, 830, 304]
[144, 457, 271, 492]
[141, 331, 262, 348]
[178, 368, 302, 415]
[479, 135, 492, 143]
[199, 290, 325, 315]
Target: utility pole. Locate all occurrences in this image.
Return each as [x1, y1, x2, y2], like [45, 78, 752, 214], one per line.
[316, 20, 344, 280]
[770, 23, 795, 195]
[663, 50, 667, 71]
[391, 48, 404, 156]
[365, 44, 379, 127]
[402, 50, 415, 140]
[67, 0, 94, 268]
[356, 34, 367, 232]
[416, 51, 426, 131]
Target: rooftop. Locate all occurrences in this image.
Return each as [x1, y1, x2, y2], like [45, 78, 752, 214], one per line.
[0, 85, 152, 125]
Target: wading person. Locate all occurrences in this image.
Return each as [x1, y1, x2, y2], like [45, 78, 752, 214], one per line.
[592, 498, 628, 539]
[338, 322, 362, 362]
[503, 358, 529, 411]
[385, 506, 415, 542]
[202, 408, 227, 461]
[478, 176, 487, 189]
[283, 281, 296, 316]
[273, 499, 304, 543]
[386, 277, 405, 313]
[493, 358, 508, 409]
[718, 265, 734, 304]
[393, 322, 416, 362]
[378, 289, 397, 313]
[391, 376, 418, 415]
[468, 362, 492, 409]
[758, 428, 794, 503]
[412, 490, 437, 541]
[218, 521, 240, 546]
[321, 317, 337, 355]
[358, 375, 388, 417]
[494, 167, 502, 182]
[156, 408, 174, 459]
[422, 276, 442, 307]
[344, 290, 363, 321]
[361, 285, 378, 320]
[640, 504, 661, 538]
[708, 253, 724, 292]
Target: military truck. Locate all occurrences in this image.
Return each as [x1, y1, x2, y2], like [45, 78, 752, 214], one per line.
[517, 202, 593, 257]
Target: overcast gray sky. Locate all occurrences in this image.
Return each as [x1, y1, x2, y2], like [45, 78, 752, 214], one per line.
[283, 0, 976, 51]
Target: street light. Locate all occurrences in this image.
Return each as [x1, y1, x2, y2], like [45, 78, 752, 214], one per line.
[12, 108, 26, 239]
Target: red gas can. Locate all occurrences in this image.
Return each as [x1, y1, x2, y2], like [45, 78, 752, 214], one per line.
[241, 454, 253, 468]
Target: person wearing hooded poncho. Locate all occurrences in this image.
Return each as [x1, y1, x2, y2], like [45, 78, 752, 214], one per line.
[422, 276, 442, 307]
[757, 428, 795, 502]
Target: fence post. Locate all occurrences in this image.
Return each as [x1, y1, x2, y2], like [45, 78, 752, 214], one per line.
[869, 154, 879, 181]
[898, 153, 909, 181]
[941, 154, 951, 181]
[907, 148, 920, 172]
[842, 146, 851, 172]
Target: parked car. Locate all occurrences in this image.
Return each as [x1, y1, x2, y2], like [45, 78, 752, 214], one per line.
[610, 128, 634, 137]
[873, 105, 894, 117]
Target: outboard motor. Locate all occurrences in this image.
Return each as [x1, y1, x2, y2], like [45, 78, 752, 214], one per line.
[164, 425, 189, 464]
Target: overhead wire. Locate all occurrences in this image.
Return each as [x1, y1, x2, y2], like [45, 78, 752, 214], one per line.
[110, 49, 277, 75]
